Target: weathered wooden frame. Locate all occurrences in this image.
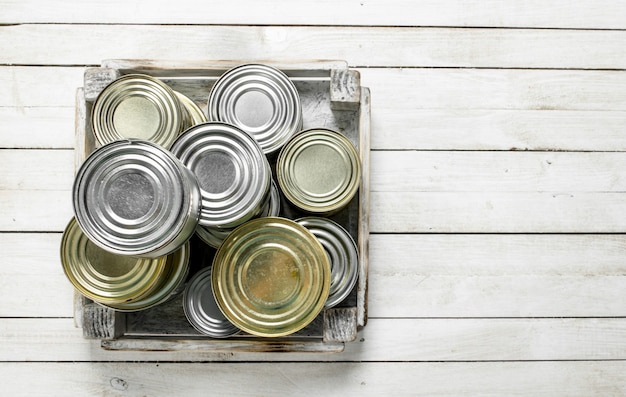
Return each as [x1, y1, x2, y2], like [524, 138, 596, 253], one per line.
[74, 60, 370, 353]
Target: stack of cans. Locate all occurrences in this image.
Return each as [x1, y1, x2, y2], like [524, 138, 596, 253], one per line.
[63, 63, 362, 338]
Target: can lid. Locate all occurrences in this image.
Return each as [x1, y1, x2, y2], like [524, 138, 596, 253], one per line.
[61, 217, 167, 303]
[277, 128, 361, 214]
[170, 122, 271, 229]
[184, 266, 239, 338]
[208, 64, 302, 154]
[211, 217, 330, 337]
[295, 217, 359, 308]
[104, 240, 191, 312]
[92, 74, 185, 149]
[73, 139, 200, 257]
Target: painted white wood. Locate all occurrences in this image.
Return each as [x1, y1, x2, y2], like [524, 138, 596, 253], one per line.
[372, 109, 626, 151]
[0, 190, 73, 232]
[2, 25, 626, 69]
[0, 107, 75, 149]
[371, 192, 626, 233]
[3, 318, 626, 362]
[4, 233, 626, 317]
[2, 362, 625, 396]
[1, 0, 625, 29]
[9, 149, 626, 193]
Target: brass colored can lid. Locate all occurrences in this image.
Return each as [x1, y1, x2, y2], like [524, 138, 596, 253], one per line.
[174, 91, 207, 128]
[183, 266, 239, 338]
[92, 74, 186, 149]
[60, 218, 167, 304]
[207, 64, 303, 154]
[211, 217, 330, 337]
[277, 128, 361, 214]
[170, 122, 271, 229]
[73, 139, 201, 258]
[104, 241, 191, 312]
[296, 217, 359, 308]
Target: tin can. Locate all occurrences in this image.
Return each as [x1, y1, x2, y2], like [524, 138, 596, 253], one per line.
[296, 217, 359, 308]
[73, 139, 201, 258]
[277, 128, 361, 214]
[174, 91, 207, 127]
[195, 179, 281, 248]
[207, 64, 303, 154]
[91, 74, 187, 149]
[61, 217, 168, 305]
[183, 266, 239, 338]
[170, 122, 271, 230]
[105, 240, 191, 312]
[211, 217, 330, 337]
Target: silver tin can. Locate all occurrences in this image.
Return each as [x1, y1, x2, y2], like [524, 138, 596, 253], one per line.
[207, 64, 303, 154]
[170, 122, 271, 229]
[195, 179, 281, 248]
[296, 217, 359, 308]
[73, 139, 201, 258]
[91, 74, 187, 149]
[183, 266, 239, 338]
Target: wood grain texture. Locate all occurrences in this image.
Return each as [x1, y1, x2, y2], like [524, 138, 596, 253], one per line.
[1, 0, 625, 29]
[4, 318, 626, 362]
[2, 362, 625, 396]
[2, 25, 626, 69]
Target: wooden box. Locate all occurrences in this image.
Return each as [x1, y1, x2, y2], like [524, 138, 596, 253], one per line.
[74, 60, 370, 353]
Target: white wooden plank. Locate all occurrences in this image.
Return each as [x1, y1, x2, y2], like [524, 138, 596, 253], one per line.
[2, 362, 625, 396]
[0, 67, 83, 107]
[4, 190, 626, 233]
[0, 190, 72, 232]
[9, 150, 626, 193]
[371, 234, 626, 276]
[371, 151, 626, 192]
[0, 150, 74, 190]
[0, 107, 75, 149]
[5, 67, 626, 112]
[4, 233, 626, 317]
[3, 25, 626, 69]
[372, 109, 626, 151]
[3, 318, 626, 362]
[362, 68, 626, 111]
[1, 1, 625, 29]
[371, 192, 626, 233]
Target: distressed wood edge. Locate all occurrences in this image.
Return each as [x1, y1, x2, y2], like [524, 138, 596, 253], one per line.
[323, 307, 358, 342]
[101, 59, 348, 78]
[102, 338, 345, 353]
[357, 87, 371, 327]
[330, 69, 361, 110]
[83, 67, 120, 102]
[82, 302, 126, 339]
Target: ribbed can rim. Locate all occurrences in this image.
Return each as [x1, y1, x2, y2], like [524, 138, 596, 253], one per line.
[73, 139, 200, 257]
[211, 217, 330, 337]
[277, 128, 361, 214]
[295, 217, 359, 308]
[207, 64, 302, 154]
[170, 122, 271, 229]
[92, 74, 185, 149]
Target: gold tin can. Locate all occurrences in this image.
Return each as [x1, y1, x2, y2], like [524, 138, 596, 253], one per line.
[105, 240, 190, 312]
[60, 218, 167, 304]
[277, 128, 361, 214]
[211, 217, 330, 337]
[91, 74, 186, 149]
[174, 91, 207, 127]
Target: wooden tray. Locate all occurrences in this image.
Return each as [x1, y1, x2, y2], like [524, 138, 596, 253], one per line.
[74, 60, 370, 353]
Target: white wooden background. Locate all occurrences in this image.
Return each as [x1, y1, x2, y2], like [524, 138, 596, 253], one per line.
[2, 1, 626, 395]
